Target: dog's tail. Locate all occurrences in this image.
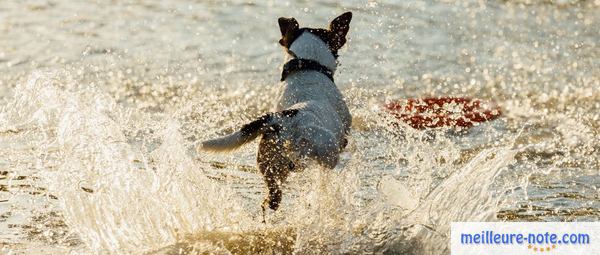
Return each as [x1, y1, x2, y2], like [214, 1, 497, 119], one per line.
[199, 109, 299, 152]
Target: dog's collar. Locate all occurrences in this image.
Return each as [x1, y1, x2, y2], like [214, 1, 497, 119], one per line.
[280, 58, 334, 82]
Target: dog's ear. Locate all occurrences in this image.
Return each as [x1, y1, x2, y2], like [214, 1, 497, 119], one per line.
[329, 12, 352, 50]
[278, 17, 299, 47]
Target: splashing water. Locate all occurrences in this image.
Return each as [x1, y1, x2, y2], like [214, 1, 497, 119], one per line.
[2, 72, 256, 253]
[0, 71, 516, 254]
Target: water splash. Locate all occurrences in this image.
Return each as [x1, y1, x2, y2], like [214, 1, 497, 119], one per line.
[0, 71, 521, 254]
[3, 72, 253, 253]
[3, 54, 598, 254]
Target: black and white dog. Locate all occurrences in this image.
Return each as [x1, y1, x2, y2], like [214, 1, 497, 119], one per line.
[200, 12, 353, 218]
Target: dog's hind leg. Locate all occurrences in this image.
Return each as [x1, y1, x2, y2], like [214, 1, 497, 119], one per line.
[296, 125, 341, 169]
[257, 132, 294, 222]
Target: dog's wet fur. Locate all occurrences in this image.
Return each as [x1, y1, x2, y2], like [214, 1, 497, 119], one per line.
[200, 12, 353, 222]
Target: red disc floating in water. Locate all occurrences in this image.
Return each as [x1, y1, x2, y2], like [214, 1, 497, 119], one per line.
[383, 97, 502, 129]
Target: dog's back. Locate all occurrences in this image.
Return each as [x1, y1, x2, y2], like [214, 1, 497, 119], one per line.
[277, 70, 351, 140]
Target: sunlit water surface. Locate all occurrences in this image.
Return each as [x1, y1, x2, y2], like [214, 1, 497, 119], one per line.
[0, 0, 598, 254]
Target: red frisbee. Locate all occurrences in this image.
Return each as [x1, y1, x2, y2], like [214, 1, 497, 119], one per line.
[383, 97, 501, 129]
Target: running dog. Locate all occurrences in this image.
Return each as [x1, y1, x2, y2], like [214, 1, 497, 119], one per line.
[199, 12, 353, 219]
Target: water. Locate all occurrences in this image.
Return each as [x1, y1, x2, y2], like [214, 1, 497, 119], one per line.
[0, 0, 598, 254]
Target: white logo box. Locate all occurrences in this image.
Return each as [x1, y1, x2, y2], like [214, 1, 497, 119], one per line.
[451, 222, 600, 255]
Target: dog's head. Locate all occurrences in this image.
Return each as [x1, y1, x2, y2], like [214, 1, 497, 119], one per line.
[278, 12, 352, 59]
